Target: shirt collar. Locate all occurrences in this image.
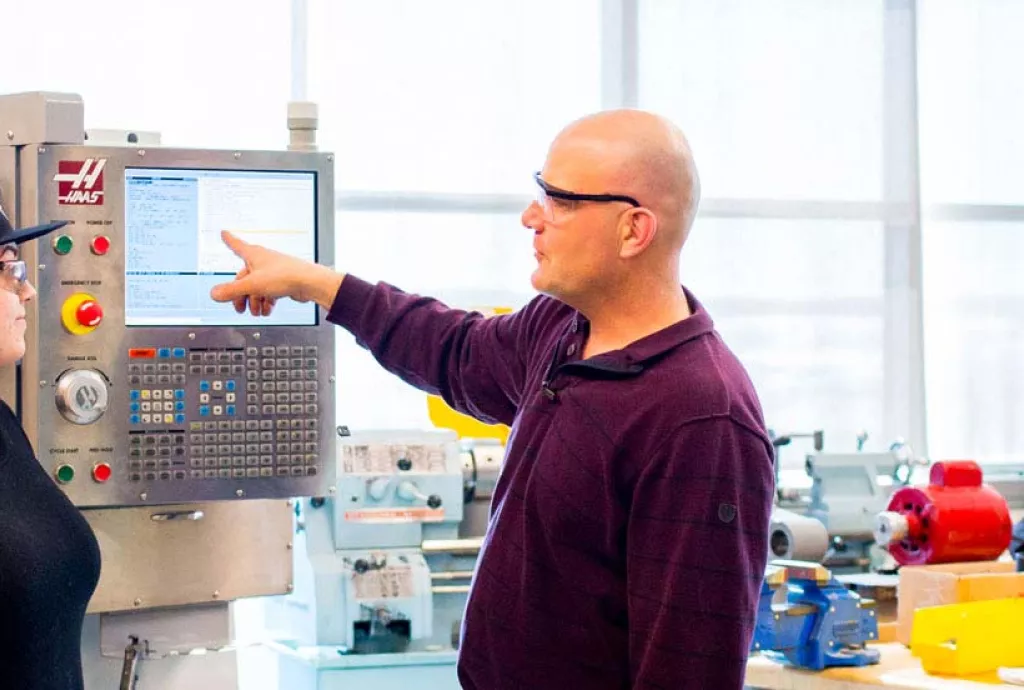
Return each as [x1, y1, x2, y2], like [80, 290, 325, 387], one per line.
[568, 287, 715, 375]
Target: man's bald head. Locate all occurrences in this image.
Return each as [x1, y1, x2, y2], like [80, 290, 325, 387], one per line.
[545, 109, 701, 252]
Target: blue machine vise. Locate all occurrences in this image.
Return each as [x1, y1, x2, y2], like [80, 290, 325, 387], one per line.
[751, 560, 881, 670]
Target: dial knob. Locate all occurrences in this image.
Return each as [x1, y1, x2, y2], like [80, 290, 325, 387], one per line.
[396, 480, 425, 502]
[366, 477, 390, 501]
[55, 369, 109, 424]
[396, 480, 443, 510]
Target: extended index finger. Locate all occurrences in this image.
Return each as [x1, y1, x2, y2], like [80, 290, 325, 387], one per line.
[220, 230, 251, 260]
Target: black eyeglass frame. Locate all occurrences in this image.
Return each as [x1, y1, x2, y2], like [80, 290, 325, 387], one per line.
[533, 172, 641, 208]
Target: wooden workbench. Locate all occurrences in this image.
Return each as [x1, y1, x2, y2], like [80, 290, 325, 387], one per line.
[745, 643, 1022, 689]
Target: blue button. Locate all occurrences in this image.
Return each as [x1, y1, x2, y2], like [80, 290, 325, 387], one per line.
[199, 381, 210, 391]
[199, 406, 210, 416]
[174, 413, 186, 424]
[130, 402, 140, 413]
[158, 348, 171, 358]
[130, 414, 140, 425]
[174, 389, 185, 399]
[226, 405, 236, 416]
[225, 380, 236, 391]
[172, 348, 186, 358]
[174, 401, 185, 411]
[130, 390, 140, 400]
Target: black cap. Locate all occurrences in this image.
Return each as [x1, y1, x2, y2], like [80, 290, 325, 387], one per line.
[0, 201, 68, 246]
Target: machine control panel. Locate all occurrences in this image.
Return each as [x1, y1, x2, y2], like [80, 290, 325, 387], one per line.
[124, 345, 322, 482]
[16, 145, 337, 506]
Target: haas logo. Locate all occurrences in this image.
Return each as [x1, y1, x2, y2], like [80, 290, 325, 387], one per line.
[54, 158, 107, 205]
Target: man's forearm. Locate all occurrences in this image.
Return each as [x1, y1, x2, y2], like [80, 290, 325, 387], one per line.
[303, 265, 347, 310]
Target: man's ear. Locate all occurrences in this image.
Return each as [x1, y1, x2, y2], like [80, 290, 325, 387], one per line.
[619, 209, 658, 259]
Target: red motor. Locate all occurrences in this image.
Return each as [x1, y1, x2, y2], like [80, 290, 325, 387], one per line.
[874, 460, 1012, 566]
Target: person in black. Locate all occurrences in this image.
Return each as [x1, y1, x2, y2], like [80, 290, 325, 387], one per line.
[0, 205, 102, 689]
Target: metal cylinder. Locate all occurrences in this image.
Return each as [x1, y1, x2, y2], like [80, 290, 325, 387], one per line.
[769, 508, 829, 562]
[873, 511, 909, 547]
[875, 460, 1012, 565]
[287, 101, 318, 152]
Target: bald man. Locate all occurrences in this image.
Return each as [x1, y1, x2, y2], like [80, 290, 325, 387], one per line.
[211, 110, 774, 689]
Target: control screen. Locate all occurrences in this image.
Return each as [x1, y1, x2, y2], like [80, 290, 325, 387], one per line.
[124, 168, 317, 327]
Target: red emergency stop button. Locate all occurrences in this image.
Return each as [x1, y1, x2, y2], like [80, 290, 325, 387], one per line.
[76, 300, 103, 328]
[92, 463, 112, 483]
[90, 235, 111, 256]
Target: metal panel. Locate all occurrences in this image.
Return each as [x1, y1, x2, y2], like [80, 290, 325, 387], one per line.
[0, 91, 85, 146]
[17, 144, 337, 506]
[84, 499, 294, 613]
[882, 0, 927, 455]
[0, 146, 18, 407]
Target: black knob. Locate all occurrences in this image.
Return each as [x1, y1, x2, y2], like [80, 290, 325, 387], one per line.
[397, 457, 412, 471]
[354, 559, 369, 574]
[427, 494, 442, 509]
[310, 497, 325, 508]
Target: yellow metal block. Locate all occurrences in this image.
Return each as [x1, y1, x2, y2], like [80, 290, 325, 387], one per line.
[426, 395, 510, 444]
[425, 305, 513, 444]
[911, 597, 1024, 676]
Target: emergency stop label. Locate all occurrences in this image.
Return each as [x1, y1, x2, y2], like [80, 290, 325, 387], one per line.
[54, 158, 107, 205]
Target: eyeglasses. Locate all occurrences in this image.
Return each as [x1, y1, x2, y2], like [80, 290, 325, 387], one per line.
[0, 260, 28, 295]
[533, 171, 641, 222]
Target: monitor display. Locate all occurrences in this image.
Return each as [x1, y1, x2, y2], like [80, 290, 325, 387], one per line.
[124, 167, 318, 327]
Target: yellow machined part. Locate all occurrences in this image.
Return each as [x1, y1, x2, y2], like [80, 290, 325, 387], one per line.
[427, 395, 510, 444]
[911, 597, 1024, 676]
[425, 305, 513, 444]
[61, 292, 99, 335]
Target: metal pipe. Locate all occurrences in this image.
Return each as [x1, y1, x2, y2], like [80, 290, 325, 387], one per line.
[422, 537, 483, 556]
[432, 585, 471, 595]
[430, 571, 474, 581]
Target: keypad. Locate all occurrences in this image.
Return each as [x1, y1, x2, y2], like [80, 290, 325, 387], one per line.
[126, 345, 322, 481]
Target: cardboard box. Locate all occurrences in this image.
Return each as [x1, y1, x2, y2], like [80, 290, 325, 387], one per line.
[897, 559, 1024, 646]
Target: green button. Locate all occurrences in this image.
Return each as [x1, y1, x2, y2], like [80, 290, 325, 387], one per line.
[55, 464, 75, 484]
[52, 235, 74, 255]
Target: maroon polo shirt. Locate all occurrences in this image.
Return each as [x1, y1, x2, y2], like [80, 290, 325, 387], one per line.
[328, 276, 774, 689]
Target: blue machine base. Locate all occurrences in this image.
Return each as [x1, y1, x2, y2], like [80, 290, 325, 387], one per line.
[761, 646, 881, 670]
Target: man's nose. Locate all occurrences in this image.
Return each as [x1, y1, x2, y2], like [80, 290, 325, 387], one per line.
[522, 200, 544, 230]
[21, 280, 37, 302]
